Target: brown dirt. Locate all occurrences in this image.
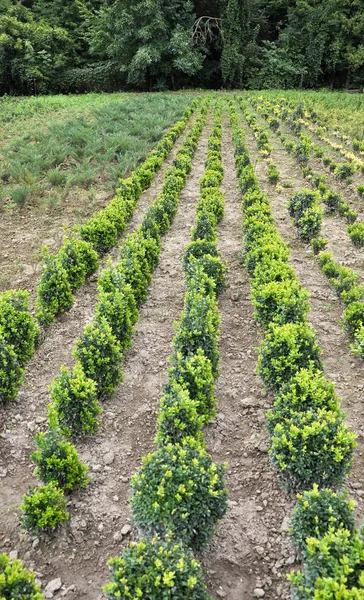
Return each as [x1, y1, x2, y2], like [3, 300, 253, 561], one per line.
[203, 119, 295, 600]
[240, 115, 364, 525]
[0, 115, 213, 599]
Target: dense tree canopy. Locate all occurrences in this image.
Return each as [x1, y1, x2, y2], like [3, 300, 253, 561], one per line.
[0, 0, 363, 94]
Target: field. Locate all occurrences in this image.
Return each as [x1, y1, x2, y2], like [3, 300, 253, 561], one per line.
[0, 91, 364, 600]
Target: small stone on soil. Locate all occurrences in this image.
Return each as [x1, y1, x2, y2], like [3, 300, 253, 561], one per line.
[254, 589, 265, 598]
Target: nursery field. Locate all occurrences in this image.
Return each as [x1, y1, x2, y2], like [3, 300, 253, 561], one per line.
[0, 90, 364, 600]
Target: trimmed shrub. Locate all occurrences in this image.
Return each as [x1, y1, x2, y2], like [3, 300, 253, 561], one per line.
[96, 286, 137, 350]
[357, 184, 364, 197]
[20, 482, 69, 534]
[351, 325, 364, 359]
[0, 290, 39, 366]
[80, 212, 118, 254]
[270, 407, 356, 490]
[267, 367, 339, 433]
[185, 254, 227, 296]
[290, 484, 355, 559]
[245, 239, 290, 276]
[103, 534, 212, 600]
[348, 222, 364, 248]
[288, 189, 319, 221]
[296, 204, 323, 240]
[155, 380, 204, 446]
[58, 238, 99, 289]
[257, 322, 322, 393]
[311, 237, 328, 255]
[130, 438, 227, 551]
[50, 363, 101, 437]
[102, 201, 128, 235]
[252, 259, 296, 286]
[169, 349, 216, 421]
[0, 333, 24, 403]
[32, 408, 89, 489]
[200, 169, 222, 190]
[251, 279, 309, 326]
[119, 234, 153, 305]
[174, 285, 220, 378]
[199, 189, 224, 222]
[97, 264, 138, 327]
[73, 318, 123, 398]
[268, 164, 280, 184]
[288, 528, 364, 600]
[322, 190, 341, 212]
[335, 162, 355, 180]
[192, 210, 217, 243]
[343, 302, 364, 335]
[183, 240, 218, 268]
[35, 251, 73, 325]
[0, 553, 43, 599]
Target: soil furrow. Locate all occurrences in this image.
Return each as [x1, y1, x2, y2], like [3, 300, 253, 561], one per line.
[203, 118, 294, 600]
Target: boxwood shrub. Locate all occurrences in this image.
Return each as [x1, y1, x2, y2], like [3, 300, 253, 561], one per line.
[270, 407, 356, 490]
[155, 380, 204, 447]
[257, 322, 323, 393]
[103, 534, 212, 600]
[0, 332, 24, 403]
[130, 438, 227, 551]
[0, 553, 43, 599]
[0, 290, 39, 366]
[251, 279, 310, 326]
[290, 484, 355, 559]
[20, 482, 69, 534]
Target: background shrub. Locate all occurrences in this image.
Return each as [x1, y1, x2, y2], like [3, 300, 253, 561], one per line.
[0, 333, 24, 403]
[0, 290, 39, 366]
[36, 251, 73, 325]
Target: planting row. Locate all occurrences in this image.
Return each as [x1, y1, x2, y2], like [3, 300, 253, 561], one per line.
[229, 99, 363, 598]
[244, 96, 364, 248]
[103, 105, 229, 599]
[242, 99, 364, 365]
[0, 98, 201, 406]
[15, 101, 209, 549]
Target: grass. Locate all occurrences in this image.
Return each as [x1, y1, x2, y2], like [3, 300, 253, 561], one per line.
[0, 93, 193, 211]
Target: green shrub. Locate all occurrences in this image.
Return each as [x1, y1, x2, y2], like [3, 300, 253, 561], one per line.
[97, 264, 138, 326]
[343, 302, 364, 335]
[351, 325, 364, 359]
[268, 164, 280, 184]
[0, 290, 39, 366]
[288, 189, 319, 220]
[270, 407, 356, 490]
[32, 407, 89, 489]
[119, 234, 153, 305]
[199, 188, 224, 222]
[245, 239, 290, 276]
[0, 332, 24, 403]
[252, 279, 309, 326]
[183, 240, 218, 269]
[338, 201, 357, 224]
[73, 318, 123, 398]
[20, 482, 69, 534]
[102, 201, 128, 235]
[318, 253, 358, 297]
[35, 251, 73, 325]
[103, 534, 212, 600]
[58, 238, 99, 289]
[348, 222, 364, 247]
[155, 380, 204, 446]
[357, 184, 364, 197]
[335, 162, 355, 181]
[322, 190, 341, 212]
[174, 284, 220, 378]
[192, 210, 217, 243]
[252, 259, 296, 286]
[257, 322, 322, 392]
[186, 254, 227, 296]
[80, 212, 118, 254]
[200, 169, 222, 190]
[96, 286, 137, 350]
[290, 484, 355, 559]
[130, 438, 227, 551]
[0, 553, 43, 599]
[169, 349, 216, 421]
[311, 237, 328, 255]
[288, 528, 364, 600]
[238, 165, 258, 193]
[267, 367, 339, 433]
[50, 363, 101, 437]
[297, 205, 323, 240]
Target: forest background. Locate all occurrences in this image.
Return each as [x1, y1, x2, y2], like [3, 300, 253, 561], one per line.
[1, 0, 363, 95]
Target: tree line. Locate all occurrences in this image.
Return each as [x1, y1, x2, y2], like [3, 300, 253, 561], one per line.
[1, 0, 363, 95]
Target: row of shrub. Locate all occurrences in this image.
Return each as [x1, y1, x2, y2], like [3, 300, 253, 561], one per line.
[244, 98, 364, 367]
[240, 102, 272, 157]
[229, 99, 362, 598]
[18, 103, 209, 540]
[103, 105, 229, 599]
[0, 99, 201, 408]
[249, 96, 364, 248]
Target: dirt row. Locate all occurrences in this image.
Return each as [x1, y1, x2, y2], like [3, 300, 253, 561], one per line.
[240, 114, 364, 525]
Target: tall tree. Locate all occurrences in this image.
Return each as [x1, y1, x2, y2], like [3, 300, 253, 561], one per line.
[90, 0, 203, 90]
